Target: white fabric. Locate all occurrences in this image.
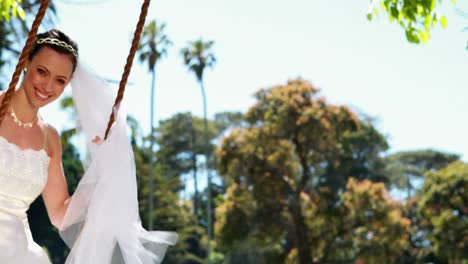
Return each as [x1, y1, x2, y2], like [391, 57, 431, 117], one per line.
[0, 136, 51, 264]
[59, 63, 177, 264]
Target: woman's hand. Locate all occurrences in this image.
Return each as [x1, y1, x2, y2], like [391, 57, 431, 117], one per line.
[92, 135, 102, 145]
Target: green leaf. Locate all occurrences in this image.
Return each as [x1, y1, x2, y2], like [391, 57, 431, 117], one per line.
[418, 30, 429, 44]
[390, 6, 399, 18]
[405, 29, 420, 44]
[416, 4, 423, 15]
[380, 1, 387, 11]
[11, 4, 17, 18]
[440, 16, 447, 29]
[367, 13, 373, 21]
[373, 8, 379, 17]
[17, 7, 24, 20]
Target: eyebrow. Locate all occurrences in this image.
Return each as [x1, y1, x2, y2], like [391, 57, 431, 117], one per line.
[37, 64, 70, 79]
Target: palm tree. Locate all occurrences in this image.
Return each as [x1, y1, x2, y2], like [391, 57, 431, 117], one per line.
[181, 38, 216, 260]
[137, 19, 171, 230]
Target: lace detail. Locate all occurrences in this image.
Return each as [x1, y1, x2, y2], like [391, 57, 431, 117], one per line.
[0, 136, 51, 263]
[0, 136, 50, 204]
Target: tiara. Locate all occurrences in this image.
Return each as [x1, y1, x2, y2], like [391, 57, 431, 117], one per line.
[36, 37, 78, 58]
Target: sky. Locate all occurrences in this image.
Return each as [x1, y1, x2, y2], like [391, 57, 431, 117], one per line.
[40, 0, 468, 163]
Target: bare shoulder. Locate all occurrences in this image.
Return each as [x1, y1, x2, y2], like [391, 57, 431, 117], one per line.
[45, 124, 62, 157]
[47, 124, 60, 140]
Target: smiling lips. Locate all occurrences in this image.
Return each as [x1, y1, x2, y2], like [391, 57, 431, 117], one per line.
[34, 88, 51, 102]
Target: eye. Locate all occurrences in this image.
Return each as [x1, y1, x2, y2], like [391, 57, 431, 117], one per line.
[37, 68, 46, 75]
[57, 79, 66, 85]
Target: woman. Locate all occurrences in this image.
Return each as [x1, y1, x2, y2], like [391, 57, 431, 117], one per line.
[0, 29, 77, 263]
[0, 29, 177, 264]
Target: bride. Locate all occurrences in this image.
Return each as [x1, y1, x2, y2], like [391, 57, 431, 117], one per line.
[0, 29, 177, 263]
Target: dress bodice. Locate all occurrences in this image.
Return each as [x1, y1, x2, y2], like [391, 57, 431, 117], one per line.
[0, 135, 51, 263]
[0, 136, 50, 209]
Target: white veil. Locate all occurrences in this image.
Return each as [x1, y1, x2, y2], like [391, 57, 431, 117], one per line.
[59, 63, 178, 264]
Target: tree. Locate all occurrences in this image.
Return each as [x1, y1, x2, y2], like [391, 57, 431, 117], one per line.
[418, 161, 468, 262]
[213, 111, 245, 133]
[215, 183, 283, 264]
[181, 38, 216, 259]
[367, 0, 457, 44]
[137, 19, 171, 230]
[133, 126, 206, 263]
[380, 150, 460, 262]
[320, 115, 390, 196]
[154, 112, 218, 217]
[337, 178, 411, 262]
[217, 79, 360, 264]
[384, 150, 460, 198]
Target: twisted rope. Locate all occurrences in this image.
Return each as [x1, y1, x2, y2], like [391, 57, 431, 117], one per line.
[104, 0, 151, 140]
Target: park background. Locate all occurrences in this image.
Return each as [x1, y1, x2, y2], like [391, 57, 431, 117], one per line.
[0, 0, 467, 263]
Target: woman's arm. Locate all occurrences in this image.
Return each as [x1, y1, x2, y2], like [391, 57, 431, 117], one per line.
[41, 125, 71, 229]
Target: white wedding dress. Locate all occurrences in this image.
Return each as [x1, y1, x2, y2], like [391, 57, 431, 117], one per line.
[59, 63, 178, 263]
[0, 135, 51, 263]
[0, 63, 177, 263]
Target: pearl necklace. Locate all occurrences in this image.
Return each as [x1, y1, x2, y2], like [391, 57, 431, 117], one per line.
[9, 107, 36, 128]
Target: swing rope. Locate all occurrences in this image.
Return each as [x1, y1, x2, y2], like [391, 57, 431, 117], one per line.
[0, 0, 50, 126]
[104, 0, 151, 140]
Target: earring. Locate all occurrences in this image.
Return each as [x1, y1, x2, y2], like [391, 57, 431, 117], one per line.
[23, 68, 27, 73]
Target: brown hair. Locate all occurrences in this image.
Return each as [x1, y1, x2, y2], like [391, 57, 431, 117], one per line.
[29, 29, 79, 72]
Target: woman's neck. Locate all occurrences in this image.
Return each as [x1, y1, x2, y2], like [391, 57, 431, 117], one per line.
[10, 87, 39, 123]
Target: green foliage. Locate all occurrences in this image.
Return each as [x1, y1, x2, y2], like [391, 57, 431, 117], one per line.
[418, 161, 468, 262]
[0, 0, 25, 22]
[321, 116, 389, 195]
[340, 178, 411, 262]
[213, 79, 468, 263]
[155, 112, 218, 179]
[22, 77, 466, 263]
[215, 183, 284, 263]
[300, 178, 411, 263]
[213, 111, 245, 133]
[216, 79, 368, 263]
[154, 112, 219, 222]
[180, 39, 216, 83]
[385, 149, 459, 197]
[367, 0, 456, 44]
[138, 19, 172, 72]
[133, 129, 207, 263]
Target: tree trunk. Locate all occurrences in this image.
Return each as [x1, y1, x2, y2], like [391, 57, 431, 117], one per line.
[407, 174, 412, 199]
[290, 198, 312, 264]
[148, 67, 156, 230]
[200, 79, 213, 261]
[192, 152, 199, 216]
[189, 114, 199, 216]
[290, 134, 312, 263]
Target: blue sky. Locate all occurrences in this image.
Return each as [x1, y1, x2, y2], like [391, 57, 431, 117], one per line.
[41, 0, 468, 162]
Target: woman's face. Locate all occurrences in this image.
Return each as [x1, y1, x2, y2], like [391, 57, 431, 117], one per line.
[23, 46, 74, 108]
